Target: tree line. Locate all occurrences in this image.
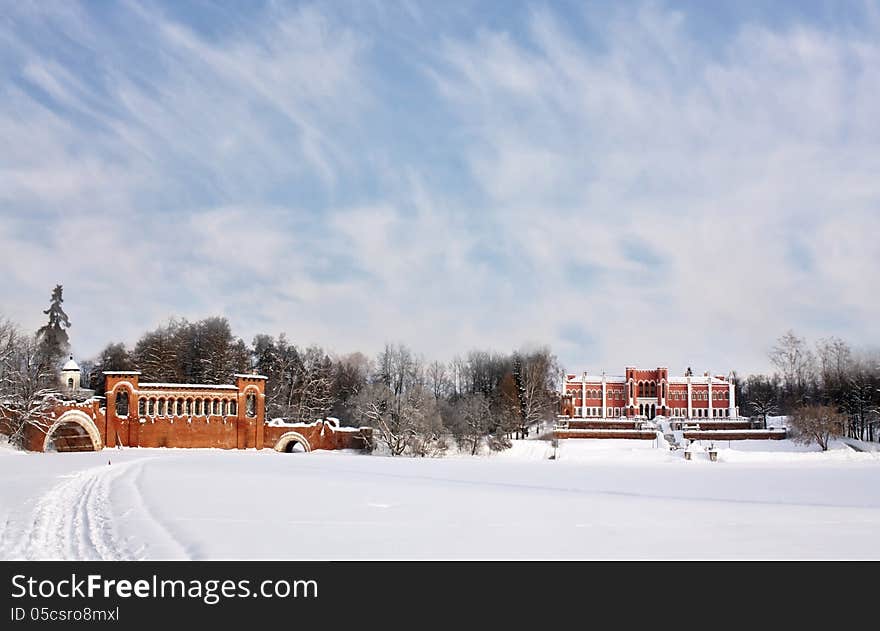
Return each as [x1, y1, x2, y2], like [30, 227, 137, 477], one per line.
[1, 286, 562, 456]
[739, 330, 880, 447]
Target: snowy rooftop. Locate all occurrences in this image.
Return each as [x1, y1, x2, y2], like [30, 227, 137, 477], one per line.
[566, 373, 730, 385]
[139, 382, 239, 391]
[565, 374, 627, 383]
[668, 376, 729, 384]
[234, 373, 268, 380]
[103, 371, 142, 375]
[62, 357, 80, 371]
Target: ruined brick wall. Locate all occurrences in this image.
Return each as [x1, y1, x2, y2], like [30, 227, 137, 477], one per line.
[684, 430, 786, 441]
[554, 430, 657, 440]
[263, 420, 372, 452]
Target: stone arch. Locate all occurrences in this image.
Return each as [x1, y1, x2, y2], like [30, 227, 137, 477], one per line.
[274, 432, 312, 453]
[43, 410, 103, 452]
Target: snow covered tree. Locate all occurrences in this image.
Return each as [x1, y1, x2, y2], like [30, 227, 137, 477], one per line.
[512, 348, 560, 438]
[0, 319, 60, 447]
[843, 357, 880, 442]
[290, 346, 335, 422]
[450, 393, 491, 455]
[329, 352, 371, 424]
[353, 344, 441, 456]
[35, 284, 71, 383]
[741, 374, 780, 428]
[133, 323, 179, 382]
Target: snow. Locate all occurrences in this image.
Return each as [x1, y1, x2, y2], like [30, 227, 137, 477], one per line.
[1, 438, 879, 560]
[62, 358, 80, 371]
[766, 415, 789, 429]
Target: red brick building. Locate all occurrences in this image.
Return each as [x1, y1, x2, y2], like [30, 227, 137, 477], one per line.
[560, 367, 739, 421]
[21, 369, 371, 454]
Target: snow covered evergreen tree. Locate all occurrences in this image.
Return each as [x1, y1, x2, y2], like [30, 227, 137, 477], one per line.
[35, 284, 71, 383]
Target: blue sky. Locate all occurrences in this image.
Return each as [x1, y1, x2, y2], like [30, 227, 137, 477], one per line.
[1, 0, 879, 376]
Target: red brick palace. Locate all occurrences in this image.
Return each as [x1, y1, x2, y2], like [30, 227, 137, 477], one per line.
[560, 367, 739, 420]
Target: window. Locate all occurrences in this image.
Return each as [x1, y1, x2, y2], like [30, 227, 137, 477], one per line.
[147, 399, 155, 416]
[67, 378, 74, 389]
[246, 394, 256, 418]
[116, 391, 130, 417]
[138, 397, 145, 417]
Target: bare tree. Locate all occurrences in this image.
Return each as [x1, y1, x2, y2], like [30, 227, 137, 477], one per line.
[789, 404, 845, 451]
[426, 360, 451, 400]
[769, 330, 815, 399]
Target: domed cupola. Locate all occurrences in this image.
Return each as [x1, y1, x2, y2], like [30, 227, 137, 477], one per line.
[61, 355, 81, 392]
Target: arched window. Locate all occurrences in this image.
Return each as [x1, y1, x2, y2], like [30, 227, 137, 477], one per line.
[158, 399, 165, 416]
[638, 382, 645, 398]
[245, 394, 256, 417]
[147, 399, 154, 416]
[137, 397, 145, 417]
[67, 378, 74, 389]
[185, 399, 192, 415]
[213, 399, 220, 415]
[229, 400, 237, 415]
[116, 391, 130, 417]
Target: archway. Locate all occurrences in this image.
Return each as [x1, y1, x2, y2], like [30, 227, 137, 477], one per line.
[43, 410, 103, 452]
[273, 432, 311, 453]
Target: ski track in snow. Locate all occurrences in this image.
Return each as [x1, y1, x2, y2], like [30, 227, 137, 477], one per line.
[15, 462, 133, 560]
[4, 457, 183, 561]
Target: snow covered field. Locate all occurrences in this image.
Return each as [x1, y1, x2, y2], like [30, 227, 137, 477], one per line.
[1, 437, 879, 560]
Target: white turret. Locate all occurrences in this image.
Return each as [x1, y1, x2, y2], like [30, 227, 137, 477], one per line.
[61, 356, 81, 392]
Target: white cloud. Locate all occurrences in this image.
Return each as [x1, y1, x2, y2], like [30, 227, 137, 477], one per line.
[1, 2, 878, 377]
